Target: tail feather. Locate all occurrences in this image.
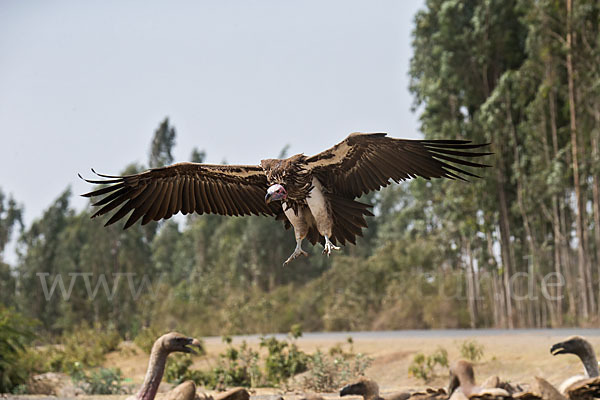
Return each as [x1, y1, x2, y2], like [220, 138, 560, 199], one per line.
[326, 195, 372, 246]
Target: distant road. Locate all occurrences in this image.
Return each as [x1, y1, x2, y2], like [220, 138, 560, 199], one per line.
[204, 328, 600, 343]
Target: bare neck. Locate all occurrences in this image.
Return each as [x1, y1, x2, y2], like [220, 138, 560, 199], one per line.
[579, 351, 600, 377]
[137, 345, 168, 400]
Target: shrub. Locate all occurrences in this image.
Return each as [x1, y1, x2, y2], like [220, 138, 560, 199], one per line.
[165, 354, 208, 385]
[75, 367, 124, 395]
[0, 306, 38, 393]
[408, 347, 448, 382]
[44, 322, 121, 375]
[458, 339, 484, 362]
[260, 328, 308, 386]
[302, 337, 372, 392]
[209, 337, 262, 388]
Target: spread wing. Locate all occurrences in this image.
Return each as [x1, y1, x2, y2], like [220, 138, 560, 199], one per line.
[305, 132, 491, 198]
[80, 162, 282, 229]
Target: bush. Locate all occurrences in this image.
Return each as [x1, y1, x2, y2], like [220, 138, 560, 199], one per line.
[44, 322, 121, 375]
[260, 328, 308, 386]
[165, 354, 208, 385]
[209, 337, 262, 388]
[75, 367, 124, 394]
[0, 306, 38, 393]
[302, 338, 372, 392]
[408, 347, 448, 382]
[458, 339, 484, 362]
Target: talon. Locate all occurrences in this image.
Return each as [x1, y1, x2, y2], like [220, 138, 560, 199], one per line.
[322, 236, 340, 257]
[283, 245, 308, 266]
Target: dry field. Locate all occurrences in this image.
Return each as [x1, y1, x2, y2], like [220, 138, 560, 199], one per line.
[7, 330, 599, 400]
[103, 330, 600, 395]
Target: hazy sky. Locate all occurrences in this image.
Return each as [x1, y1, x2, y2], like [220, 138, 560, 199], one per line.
[0, 0, 425, 229]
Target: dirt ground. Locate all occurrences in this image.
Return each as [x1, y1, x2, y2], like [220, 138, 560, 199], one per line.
[101, 330, 600, 396]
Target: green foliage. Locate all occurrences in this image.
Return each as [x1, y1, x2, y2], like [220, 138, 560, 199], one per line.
[173, 328, 367, 391]
[0, 188, 23, 255]
[43, 323, 120, 375]
[165, 354, 207, 385]
[408, 347, 449, 383]
[149, 117, 176, 168]
[0, 307, 38, 393]
[134, 326, 163, 354]
[260, 333, 308, 386]
[458, 339, 485, 362]
[302, 338, 372, 392]
[209, 337, 262, 388]
[75, 367, 124, 395]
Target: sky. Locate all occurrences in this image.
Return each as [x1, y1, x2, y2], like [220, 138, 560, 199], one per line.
[0, 0, 425, 232]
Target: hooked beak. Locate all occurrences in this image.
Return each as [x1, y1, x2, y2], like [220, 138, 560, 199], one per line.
[340, 383, 359, 397]
[184, 337, 203, 354]
[265, 192, 272, 204]
[550, 342, 567, 356]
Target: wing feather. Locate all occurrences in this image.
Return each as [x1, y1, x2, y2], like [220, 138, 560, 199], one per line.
[155, 181, 173, 221]
[80, 162, 280, 228]
[202, 181, 216, 214]
[306, 133, 491, 198]
[181, 176, 191, 215]
[167, 178, 181, 218]
[143, 182, 169, 224]
[124, 182, 162, 229]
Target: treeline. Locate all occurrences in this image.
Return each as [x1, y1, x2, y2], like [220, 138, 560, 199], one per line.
[1, 0, 600, 338]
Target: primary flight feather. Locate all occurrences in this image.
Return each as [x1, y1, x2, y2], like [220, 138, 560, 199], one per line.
[81, 132, 491, 265]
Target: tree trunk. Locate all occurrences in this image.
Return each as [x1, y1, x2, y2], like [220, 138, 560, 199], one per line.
[566, 0, 593, 319]
[465, 238, 478, 328]
[543, 94, 562, 326]
[487, 229, 504, 328]
[496, 143, 515, 329]
[591, 106, 600, 317]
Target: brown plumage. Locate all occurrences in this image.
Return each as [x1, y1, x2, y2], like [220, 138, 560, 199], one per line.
[448, 360, 510, 400]
[406, 388, 447, 400]
[481, 375, 523, 395]
[340, 377, 410, 400]
[512, 377, 567, 400]
[213, 388, 250, 400]
[562, 378, 600, 400]
[163, 381, 198, 400]
[81, 132, 490, 264]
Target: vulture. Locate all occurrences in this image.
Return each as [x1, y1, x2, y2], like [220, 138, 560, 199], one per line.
[81, 132, 490, 264]
[128, 332, 202, 400]
[447, 360, 510, 400]
[340, 377, 410, 400]
[551, 336, 600, 399]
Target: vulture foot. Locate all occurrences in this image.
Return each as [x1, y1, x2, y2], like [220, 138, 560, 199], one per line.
[283, 247, 308, 266]
[322, 236, 340, 256]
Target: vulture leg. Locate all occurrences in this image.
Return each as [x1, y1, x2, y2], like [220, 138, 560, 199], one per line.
[283, 203, 311, 266]
[284, 238, 309, 265]
[306, 177, 340, 256]
[323, 235, 340, 256]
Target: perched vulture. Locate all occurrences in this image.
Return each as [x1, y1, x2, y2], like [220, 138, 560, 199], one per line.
[80, 132, 490, 264]
[551, 336, 600, 399]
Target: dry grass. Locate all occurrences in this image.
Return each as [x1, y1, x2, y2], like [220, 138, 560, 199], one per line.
[99, 332, 598, 396]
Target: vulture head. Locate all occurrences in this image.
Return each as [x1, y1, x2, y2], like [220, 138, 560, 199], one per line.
[265, 184, 287, 204]
[158, 332, 203, 354]
[448, 360, 477, 397]
[551, 336, 594, 358]
[340, 377, 379, 399]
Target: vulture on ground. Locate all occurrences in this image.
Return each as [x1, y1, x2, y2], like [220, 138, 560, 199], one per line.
[80, 132, 491, 264]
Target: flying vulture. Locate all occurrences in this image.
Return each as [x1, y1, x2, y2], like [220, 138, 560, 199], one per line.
[80, 132, 490, 265]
